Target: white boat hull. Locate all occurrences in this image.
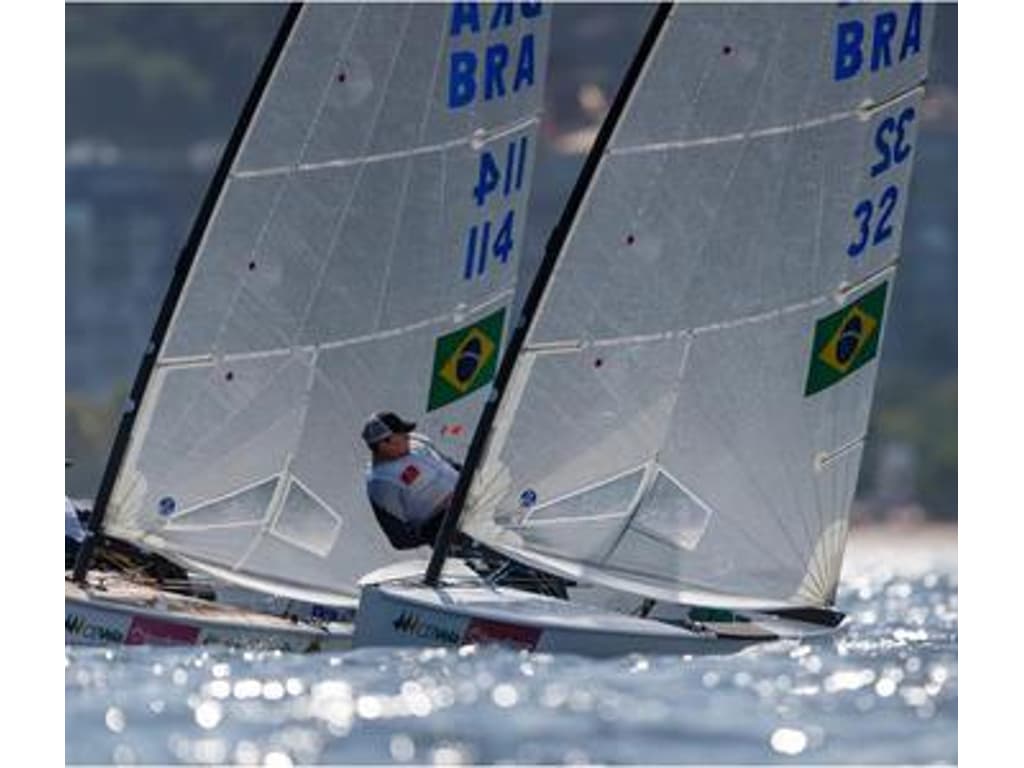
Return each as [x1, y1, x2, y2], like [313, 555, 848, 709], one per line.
[355, 570, 757, 657]
[66, 572, 351, 652]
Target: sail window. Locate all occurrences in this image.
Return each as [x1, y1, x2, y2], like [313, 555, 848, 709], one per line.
[630, 469, 712, 551]
[164, 477, 277, 529]
[270, 477, 342, 557]
[509, 468, 644, 562]
[524, 467, 644, 525]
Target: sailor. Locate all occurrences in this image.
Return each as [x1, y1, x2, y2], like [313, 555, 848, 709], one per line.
[362, 411, 461, 550]
[65, 496, 87, 569]
[362, 411, 570, 598]
[65, 460, 88, 569]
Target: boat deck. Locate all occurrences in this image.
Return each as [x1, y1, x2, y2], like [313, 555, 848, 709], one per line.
[66, 570, 318, 631]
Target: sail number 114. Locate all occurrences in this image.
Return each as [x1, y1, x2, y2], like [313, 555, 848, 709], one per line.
[464, 137, 528, 280]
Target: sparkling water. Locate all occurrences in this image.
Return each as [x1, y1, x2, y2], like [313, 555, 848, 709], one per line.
[65, 528, 956, 764]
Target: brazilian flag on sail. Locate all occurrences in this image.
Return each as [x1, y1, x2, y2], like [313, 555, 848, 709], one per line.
[804, 282, 888, 397]
[427, 308, 505, 411]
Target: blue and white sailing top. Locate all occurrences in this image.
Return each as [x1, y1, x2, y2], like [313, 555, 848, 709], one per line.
[366, 435, 459, 548]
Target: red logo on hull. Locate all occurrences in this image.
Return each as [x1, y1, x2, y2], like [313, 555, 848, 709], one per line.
[463, 618, 541, 650]
[126, 616, 200, 646]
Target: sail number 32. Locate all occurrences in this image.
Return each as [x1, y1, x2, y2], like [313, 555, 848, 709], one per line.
[847, 106, 915, 259]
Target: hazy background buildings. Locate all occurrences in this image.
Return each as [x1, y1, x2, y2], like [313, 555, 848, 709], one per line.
[65, 4, 957, 523]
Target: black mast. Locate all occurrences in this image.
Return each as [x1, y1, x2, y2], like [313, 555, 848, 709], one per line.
[72, 4, 304, 583]
[424, 3, 674, 587]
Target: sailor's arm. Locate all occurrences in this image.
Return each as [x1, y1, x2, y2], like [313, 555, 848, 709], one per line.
[368, 478, 422, 550]
[413, 433, 463, 471]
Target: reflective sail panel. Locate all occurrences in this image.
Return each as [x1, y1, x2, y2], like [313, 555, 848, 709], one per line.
[462, 3, 931, 608]
[105, 3, 551, 599]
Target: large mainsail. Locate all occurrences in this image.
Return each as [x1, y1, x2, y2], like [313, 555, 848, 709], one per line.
[460, 3, 933, 609]
[101, 3, 550, 601]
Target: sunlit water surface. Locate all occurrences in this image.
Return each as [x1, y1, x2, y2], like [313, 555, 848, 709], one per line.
[66, 531, 956, 764]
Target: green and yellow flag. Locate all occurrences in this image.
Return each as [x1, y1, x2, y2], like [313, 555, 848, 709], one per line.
[427, 308, 505, 411]
[804, 282, 888, 397]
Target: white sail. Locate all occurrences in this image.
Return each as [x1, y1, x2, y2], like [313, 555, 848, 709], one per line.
[461, 3, 933, 609]
[103, 2, 551, 600]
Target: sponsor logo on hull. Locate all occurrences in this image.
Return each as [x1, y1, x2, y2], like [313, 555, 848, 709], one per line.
[389, 609, 543, 651]
[65, 613, 126, 644]
[126, 616, 200, 646]
[392, 611, 462, 645]
[464, 618, 541, 650]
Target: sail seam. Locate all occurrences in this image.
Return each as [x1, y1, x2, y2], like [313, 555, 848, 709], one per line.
[526, 296, 830, 352]
[608, 109, 856, 157]
[233, 119, 542, 180]
[157, 290, 516, 365]
[608, 83, 927, 160]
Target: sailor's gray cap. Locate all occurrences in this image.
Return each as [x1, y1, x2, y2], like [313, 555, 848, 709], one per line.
[362, 411, 416, 447]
